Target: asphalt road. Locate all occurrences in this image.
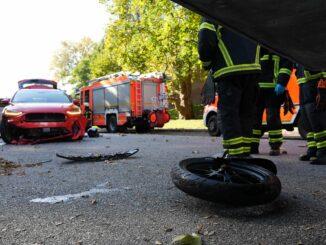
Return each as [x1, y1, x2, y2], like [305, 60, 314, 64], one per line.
[0, 131, 325, 245]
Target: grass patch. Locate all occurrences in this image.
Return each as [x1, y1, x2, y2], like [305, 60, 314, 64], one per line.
[162, 119, 206, 130]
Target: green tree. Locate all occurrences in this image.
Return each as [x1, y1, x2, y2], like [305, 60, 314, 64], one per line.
[50, 37, 95, 84]
[97, 0, 204, 118]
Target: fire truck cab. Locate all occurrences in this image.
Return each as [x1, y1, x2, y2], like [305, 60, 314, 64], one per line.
[79, 72, 170, 133]
[203, 70, 306, 138]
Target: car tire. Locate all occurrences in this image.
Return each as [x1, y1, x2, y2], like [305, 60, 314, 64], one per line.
[171, 157, 281, 206]
[207, 114, 221, 137]
[0, 119, 13, 144]
[107, 115, 118, 133]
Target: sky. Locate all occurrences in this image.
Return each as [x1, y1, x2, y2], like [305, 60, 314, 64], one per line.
[0, 0, 109, 98]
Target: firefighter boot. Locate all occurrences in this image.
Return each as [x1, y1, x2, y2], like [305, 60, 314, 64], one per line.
[269, 148, 281, 156]
[310, 150, 326, 165]
[299, 148, 317, 161]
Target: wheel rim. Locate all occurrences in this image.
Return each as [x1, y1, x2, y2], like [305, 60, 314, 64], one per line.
[186, 161, 266, 184]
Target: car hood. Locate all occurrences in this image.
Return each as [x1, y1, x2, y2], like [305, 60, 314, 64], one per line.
[6, 103, 74, 113]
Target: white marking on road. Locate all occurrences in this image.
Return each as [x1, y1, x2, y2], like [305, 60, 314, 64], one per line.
[30, 185, 130, 204]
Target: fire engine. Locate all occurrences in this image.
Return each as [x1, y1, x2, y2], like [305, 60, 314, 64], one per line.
[79, 72, 170, 133]
[203, 70, 307, 138]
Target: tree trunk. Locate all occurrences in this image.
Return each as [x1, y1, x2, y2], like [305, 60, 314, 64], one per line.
[174, 76, 194, 119]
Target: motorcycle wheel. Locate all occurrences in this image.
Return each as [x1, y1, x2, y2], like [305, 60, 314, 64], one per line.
[171, 157, 281, 206]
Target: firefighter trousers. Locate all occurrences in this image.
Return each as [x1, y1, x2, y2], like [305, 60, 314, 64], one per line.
[252, 88, 283, 150]
[217, 74, 259, 156]
[300, 81, 326, 157]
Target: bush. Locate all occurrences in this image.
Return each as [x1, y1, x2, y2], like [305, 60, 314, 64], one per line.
[168, 108, 179, 120]
[168, 104, 204, 120]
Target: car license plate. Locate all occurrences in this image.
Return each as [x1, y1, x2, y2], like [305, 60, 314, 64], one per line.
[43, 128, 50, 133]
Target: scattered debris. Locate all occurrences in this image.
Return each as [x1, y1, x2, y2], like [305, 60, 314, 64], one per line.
[171, 233, 203, 245]
[165, 227, 173, 232]
[91, 199, 97, 205]
[56, 149, 139, 162]
[0, 158, 21, 176]
[55, 222, 63, 226]
[87, 127, 99, 138]
[25, 159, 52, 168]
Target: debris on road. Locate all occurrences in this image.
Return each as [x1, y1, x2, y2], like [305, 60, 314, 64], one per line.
[0, 157, 21, 176]
[56, 148, 139, 162]
[171, 233, 203, 245]
[87, 127, 100, 138]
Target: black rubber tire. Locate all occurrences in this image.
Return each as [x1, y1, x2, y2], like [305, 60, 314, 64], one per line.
[231, 157, 277, 175]
[0, 119, 14, 144]
[297, 115, 308, 140]
[171, 157, 281, 206]
[207, 114, 221, 137]
[107, 115, 118, 133]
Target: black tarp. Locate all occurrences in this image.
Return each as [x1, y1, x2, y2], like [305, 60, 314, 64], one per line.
[172, 0, 326, 71]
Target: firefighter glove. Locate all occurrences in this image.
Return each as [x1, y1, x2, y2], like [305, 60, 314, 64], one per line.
[200, 70, 215, 105]
[283, 90, 295, 115]
[275, 83, 285, 96]
[316, 79, 326, 111]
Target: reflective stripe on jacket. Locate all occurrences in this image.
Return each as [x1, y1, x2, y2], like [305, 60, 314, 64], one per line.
[258, 50, 293, 89]
[198, 19, 261, 80]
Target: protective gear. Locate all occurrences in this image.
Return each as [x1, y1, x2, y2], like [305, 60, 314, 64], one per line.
[200, 70, 216, 105]
[252, 50, 293, 154]
[283, 90, 295, 115]
[296, 67, 326, 163]
[198, 19, 261, 81]
[198, 20, 261, 157]
[316, 79, 326, 111]
[275, 83, 285, 96]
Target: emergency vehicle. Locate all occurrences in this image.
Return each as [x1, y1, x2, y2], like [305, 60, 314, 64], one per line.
[79, 72, 170, 133]
[203, 71, 307, 138]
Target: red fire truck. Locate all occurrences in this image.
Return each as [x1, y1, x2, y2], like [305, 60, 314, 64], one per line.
[79, 72, 170, 133]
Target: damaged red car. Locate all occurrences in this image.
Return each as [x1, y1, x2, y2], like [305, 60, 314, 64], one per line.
[0, 81, 87, 144]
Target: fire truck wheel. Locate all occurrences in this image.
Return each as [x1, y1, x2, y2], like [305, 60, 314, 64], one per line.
[207, 114, 221, 137]
[171, 157, 281, 206]
[0, 119, 14, 144]
[107, 115, 118, 133]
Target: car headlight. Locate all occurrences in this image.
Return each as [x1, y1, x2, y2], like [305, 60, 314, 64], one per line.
[67, 106, 82, 116]
[3, 109, 23, 117]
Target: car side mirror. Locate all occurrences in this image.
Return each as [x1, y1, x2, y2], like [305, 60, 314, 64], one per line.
[1, 99, 10, 106]
[72, 99, 80, 106]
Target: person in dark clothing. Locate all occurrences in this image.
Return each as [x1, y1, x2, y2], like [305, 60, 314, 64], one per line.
[296, 66, 326, 165]
[251, 51, 293, 156]
[198, 18, 261, 158]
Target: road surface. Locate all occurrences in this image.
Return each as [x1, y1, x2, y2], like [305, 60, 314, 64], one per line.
[0, 131, 325, 245]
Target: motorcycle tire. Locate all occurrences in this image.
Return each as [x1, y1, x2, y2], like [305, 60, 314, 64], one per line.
[171, 157, 281, 206]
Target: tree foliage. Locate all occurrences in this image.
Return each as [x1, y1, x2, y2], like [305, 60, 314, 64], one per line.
[98, 0, 204, 118]
[51, 1, 205, 118]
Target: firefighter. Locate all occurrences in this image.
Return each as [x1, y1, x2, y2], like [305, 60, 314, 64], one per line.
[296, 66, 326, 165]
[198, 18, 261, 158]
[251, 51, 293, 155]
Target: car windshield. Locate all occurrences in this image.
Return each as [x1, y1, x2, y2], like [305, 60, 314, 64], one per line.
[12, 89, 71, 103]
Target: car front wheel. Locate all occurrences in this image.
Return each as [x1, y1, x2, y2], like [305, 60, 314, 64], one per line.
[0, 119, 14, 144]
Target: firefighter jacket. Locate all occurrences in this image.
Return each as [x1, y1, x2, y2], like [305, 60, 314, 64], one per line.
[198, 19, 261, 80]
[258, 50, 293, 89]
[296, 67, 326, 85]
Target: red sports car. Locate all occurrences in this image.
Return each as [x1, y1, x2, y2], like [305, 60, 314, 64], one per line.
[1, 88, 87, 144]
